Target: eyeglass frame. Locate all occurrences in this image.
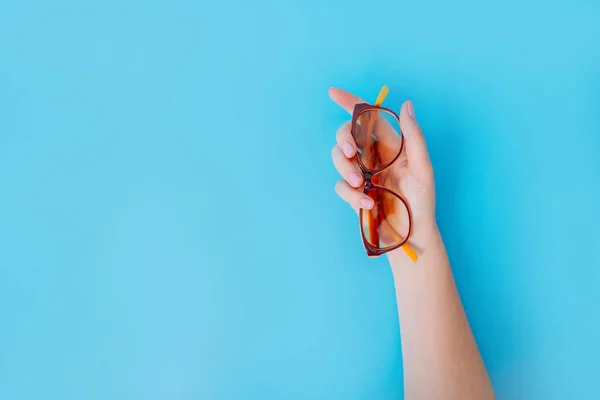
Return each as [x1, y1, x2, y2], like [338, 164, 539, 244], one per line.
[351, 103, 414, 258]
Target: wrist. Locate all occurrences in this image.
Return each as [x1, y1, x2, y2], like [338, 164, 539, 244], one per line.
[387, 223, 444, 269]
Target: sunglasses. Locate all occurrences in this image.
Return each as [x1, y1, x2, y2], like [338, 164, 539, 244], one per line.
[351, 85, 418, 262]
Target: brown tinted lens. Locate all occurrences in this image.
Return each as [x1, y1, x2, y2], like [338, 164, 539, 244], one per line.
[361, 188, 410, 249]
[354, 109, 402, 170]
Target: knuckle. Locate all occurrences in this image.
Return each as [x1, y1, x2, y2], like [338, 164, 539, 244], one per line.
[331, 145, 340, 158]
[334, 180, 346, 194]
[336, 121, 351, 140]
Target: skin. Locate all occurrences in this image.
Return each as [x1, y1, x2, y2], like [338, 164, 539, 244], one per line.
[329, 87, 495, 400]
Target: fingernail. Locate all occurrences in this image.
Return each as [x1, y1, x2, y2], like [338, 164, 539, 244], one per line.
[360, 198, 374, 209]
[343, 142, 354, 157]
[348, 172, 362, 187]
[406, 100, 415, 118]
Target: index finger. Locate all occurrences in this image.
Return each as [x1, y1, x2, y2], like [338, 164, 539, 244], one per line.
[328, 87, 368, 114]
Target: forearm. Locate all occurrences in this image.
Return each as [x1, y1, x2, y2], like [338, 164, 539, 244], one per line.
[388, 229, 494, 400]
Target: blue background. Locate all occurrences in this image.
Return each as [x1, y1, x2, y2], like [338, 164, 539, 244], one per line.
[1, 2, 599, 399]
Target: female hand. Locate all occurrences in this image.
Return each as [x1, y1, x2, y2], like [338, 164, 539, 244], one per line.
[329, 87, 438, 254]
[331, 88, 495, 399]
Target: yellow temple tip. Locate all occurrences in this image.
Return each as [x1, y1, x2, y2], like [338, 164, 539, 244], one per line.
[402, 244, 418, 262]
[374, 85, 389, 106]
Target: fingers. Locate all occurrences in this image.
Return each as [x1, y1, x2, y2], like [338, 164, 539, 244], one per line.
[335, 121, 356, 158]
[399, 101, 433, 180]
[331, 145, 363, 188]
[328, 87, 367, 115]
[335, 180, 374, 211]
[330, 88, 433, 181]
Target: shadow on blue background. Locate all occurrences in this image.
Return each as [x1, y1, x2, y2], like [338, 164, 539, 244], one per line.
[1, 2, 599, 399]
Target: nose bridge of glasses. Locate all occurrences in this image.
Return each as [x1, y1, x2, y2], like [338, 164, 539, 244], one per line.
[363, 171, 373, 190]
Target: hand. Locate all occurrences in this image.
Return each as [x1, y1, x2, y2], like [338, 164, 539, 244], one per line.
[329, 87, 438, 253]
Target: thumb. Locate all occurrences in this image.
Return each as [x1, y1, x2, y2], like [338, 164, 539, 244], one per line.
[399, 100, 433, 181]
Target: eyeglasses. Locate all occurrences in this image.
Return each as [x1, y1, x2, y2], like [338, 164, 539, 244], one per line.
[352, 85, 418, 262]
